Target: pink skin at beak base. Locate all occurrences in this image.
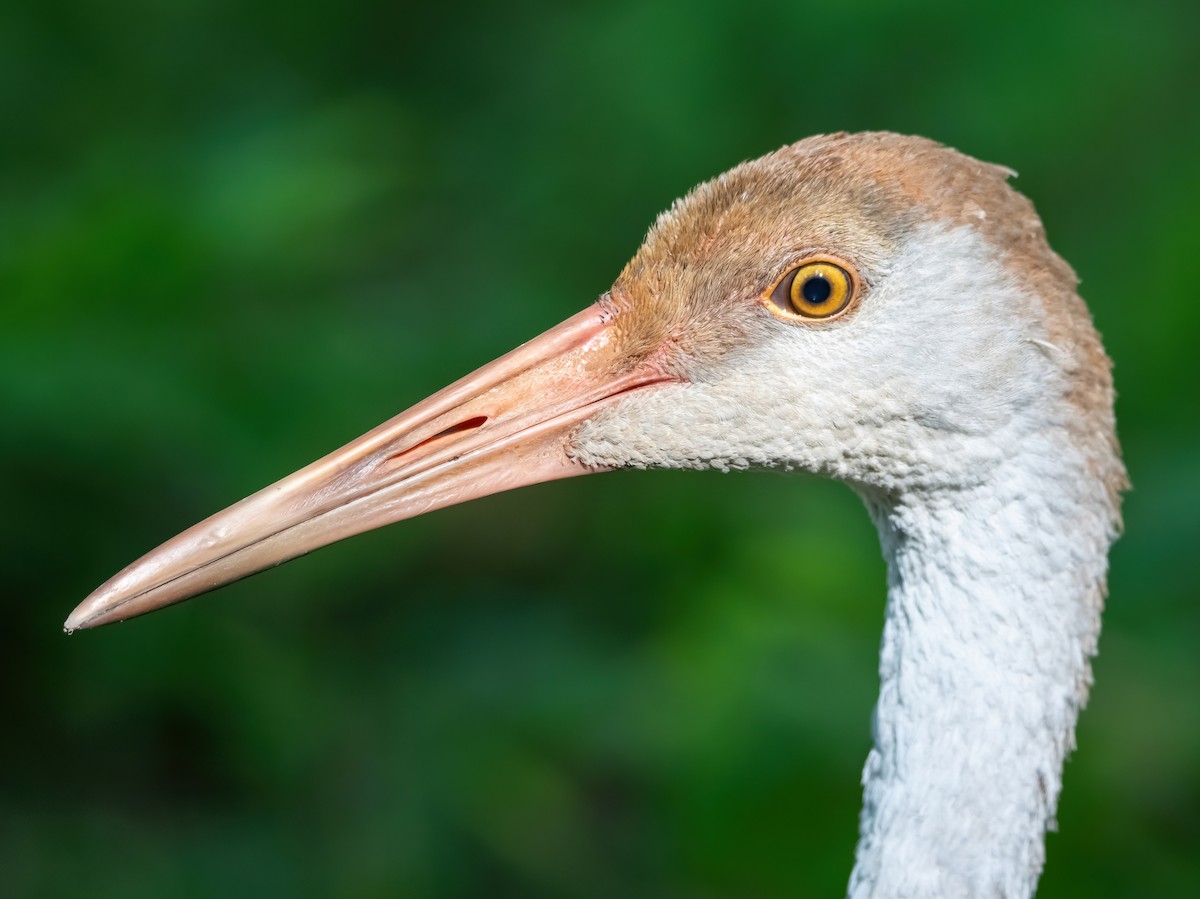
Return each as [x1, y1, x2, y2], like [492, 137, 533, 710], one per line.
[65, 303, 676, 632]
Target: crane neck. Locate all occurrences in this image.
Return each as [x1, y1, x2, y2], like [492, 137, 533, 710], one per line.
[847, 436, 1117, 899]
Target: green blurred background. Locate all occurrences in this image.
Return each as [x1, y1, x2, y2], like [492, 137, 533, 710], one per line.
[2, 1, 1197, 896]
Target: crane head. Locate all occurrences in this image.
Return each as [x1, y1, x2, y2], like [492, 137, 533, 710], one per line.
[66, 132, 1120, 631]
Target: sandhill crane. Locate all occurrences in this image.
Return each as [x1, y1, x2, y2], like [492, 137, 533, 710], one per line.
[66, 132, 1125, 898]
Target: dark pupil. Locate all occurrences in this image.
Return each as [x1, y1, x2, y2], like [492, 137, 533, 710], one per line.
[801, 275, 832, 305]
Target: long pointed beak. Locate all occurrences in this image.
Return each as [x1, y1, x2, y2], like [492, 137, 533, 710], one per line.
[66, 303, 669, 632]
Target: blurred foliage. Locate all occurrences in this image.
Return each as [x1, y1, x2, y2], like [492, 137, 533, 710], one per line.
[2, 0, 1197, 897]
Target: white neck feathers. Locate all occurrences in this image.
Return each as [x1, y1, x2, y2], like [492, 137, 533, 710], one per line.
[848, 434, 1117, 898]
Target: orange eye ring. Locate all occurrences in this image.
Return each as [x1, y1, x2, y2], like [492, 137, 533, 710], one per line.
[763, 258, 858, 321]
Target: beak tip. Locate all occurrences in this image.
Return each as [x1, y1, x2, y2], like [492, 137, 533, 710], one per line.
[64, 596, 110, 634]
[63, 608, 89, 634]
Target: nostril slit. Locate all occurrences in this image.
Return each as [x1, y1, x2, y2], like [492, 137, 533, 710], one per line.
[387, 416, 488, 463]
[431, 416, 488, 439]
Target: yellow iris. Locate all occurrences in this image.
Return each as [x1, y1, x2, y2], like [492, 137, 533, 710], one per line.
[786, 261, 853, 318]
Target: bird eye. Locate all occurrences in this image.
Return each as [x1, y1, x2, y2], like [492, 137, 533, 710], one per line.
[765, 260, 856, 321]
